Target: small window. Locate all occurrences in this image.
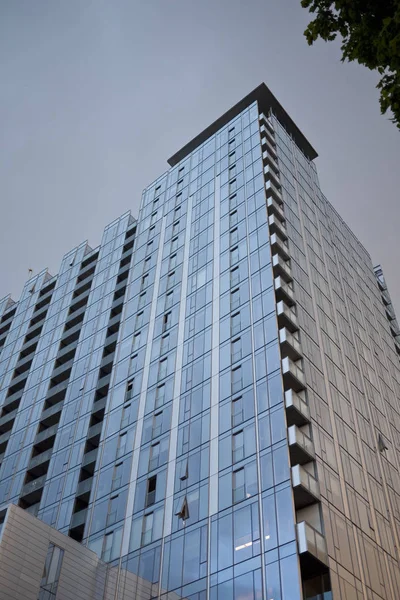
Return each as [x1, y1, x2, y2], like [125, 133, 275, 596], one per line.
[138, 292, 146, 308]
[141, 274, 148, 290]
[146, 241, 153, 254]
[136, 311, 144, 329]
[233, 468, 245, 503]
[152, 411, 163, 438]
[172, 221, 180, 234]
[231, 338, 241, 363]
[170, 253, 177, 269]
[144, 256, 151, 271]
[142, 513, 153, 545]
[229, 165, 236, 178]
[160, 334, 170, 355]
[155, 384, 165, 408]
[230, 210, 238, 226]
[231, 311, 241, 336]
[171, 236, 179, 252]
[231, 288, 240, 310]
[153, 198, 159, 208]
[165, 291, 173, 310]
[230, 227, 239, 246]
[155, 185, 161, 193]
[150, 211, 158, 225]
[125, 379, 134, 402]
[232, 396, 244, 427]
[167, 271, 176, 289]
[229, 193, 237, 208]
[229, 178, 237, 194]
[176, 496, 189, 521]
[146, 476, 157, 507]
[163, 312, 171, 332]
[38, 544, 64, 599]
[230, 246, 239, 266]
[117, 432, 127, 457]
[230, 267, 240, 288]
[232, 430, 244, 463]
[232, 366, 242, 394]
[149, 442, 160, 470]
[158, 358, 168, 380]
[133, 332, 141, 351]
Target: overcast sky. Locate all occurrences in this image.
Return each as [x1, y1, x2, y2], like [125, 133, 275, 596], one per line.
[1, 0, 399, 312]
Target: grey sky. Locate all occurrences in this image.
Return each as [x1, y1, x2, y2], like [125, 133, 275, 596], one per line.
[1, 0, 399, 312]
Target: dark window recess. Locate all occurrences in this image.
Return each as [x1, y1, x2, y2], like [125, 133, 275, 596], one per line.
[146, 476, 157, 507]
[176, 496, 189, 521]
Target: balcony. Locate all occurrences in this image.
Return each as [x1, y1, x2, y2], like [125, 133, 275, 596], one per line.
[269, 216, 287, 242]
[264, 164, 281, 189]
[1, 389, 23, 413]
[265, 180, 283, 205]
[282, 357, 306, 391]
[40, 401, 64, 427]
[260, 124, 276, 149]
[76, 477, 93, 499]
[270, 233, 290, 261]
[45, 379, 69, 405]
[380, 290, 390, 306]
[267, 196, 285, 222]
[285, 389, 310, 426]
[20, 474, 47, 502]
[15, 353, 34, 373]
[288, 425, 315, 465]
[35, 423, 58, 446]
[87, 421, 103, 443]
[292, 465, 320, 509]
[385, 305, 396, 321]
[280, 328, 302, 361]
[262, 149, 279, 174]
[390, 320, 400, 337]
[0, 430, 11, 453]
[0, 408, 17, 433]
[28, 448, 53, 475]
[82, 448, 99, 471]
[394, 337, 400, 356]
[274, 276, 295, 307]
[272, 255, 292, 285]
[259, 113, 275, 134]
[297, 521, 329, 577]
[70, 508, 88, 529]
[277, 301, 298, 332]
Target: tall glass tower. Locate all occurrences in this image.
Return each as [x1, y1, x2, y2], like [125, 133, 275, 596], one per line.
[1, 84, 400, 600]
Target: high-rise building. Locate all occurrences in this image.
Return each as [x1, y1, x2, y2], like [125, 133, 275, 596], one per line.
[0, 83, 399, 600]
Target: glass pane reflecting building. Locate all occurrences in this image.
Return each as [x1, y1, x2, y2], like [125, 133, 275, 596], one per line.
[1, 83, 400, 600]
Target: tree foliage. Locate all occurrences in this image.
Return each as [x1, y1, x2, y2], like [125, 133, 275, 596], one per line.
[301, 0, 400, 129]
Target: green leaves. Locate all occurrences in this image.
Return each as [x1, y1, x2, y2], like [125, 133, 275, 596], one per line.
[301, 0, 400, 129]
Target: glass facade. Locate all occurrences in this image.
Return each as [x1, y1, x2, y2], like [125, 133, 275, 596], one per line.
[0, 83, 400, 600]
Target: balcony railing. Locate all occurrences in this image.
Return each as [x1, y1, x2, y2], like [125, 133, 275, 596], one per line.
[297, 521, 329, 575]
[264, 165, 281, 189]
[292, 464, 320, 509]
[262, 150, 280, 174]
[277, 301, 298, 332]
[270, 233, 290, 261]
[274, 276, 295, 307]
[288, 424, 315, 465]
[285, 389, 310, 426]
[282, 357, 306, 391]
[279, 328, 303, 361]
[267, 196, 285, 222]
[268, 215, 287, 241]
[20, 474, 47, 498]
[259, 113, 275, 135]
[265, 180, 283, 204]
[260, 124, 276, 149]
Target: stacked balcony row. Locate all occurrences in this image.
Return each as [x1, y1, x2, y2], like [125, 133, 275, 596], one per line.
[260, 113, 329, 578]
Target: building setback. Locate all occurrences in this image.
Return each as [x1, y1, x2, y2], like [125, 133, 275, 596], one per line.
[0, 83, 400, 600]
